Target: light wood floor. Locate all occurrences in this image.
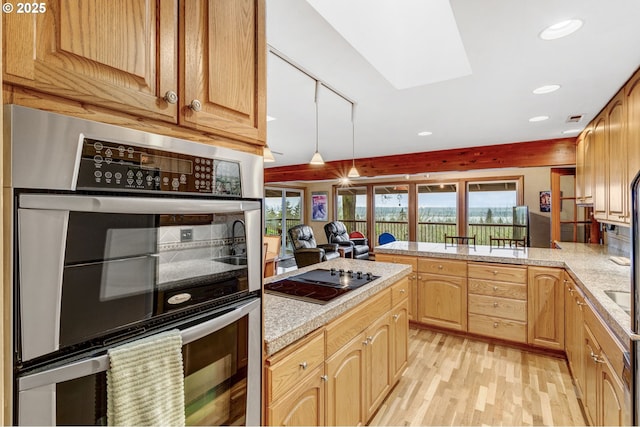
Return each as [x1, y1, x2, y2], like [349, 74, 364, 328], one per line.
[369, 328, 587, 426]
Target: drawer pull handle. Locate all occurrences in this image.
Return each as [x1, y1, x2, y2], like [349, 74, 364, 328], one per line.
[568, 288, 574, 295]
[492, 270, 498, 275]
[299, 362, 307, 370]
[576, 301, 586, 307]
[399, 289, 406, 294]
[493, 286, 498, 291]
[321, 375, 328, 382]
[438, 265, 443, 269]
[393, 314, 400, 321]
[493, 322, 499, 328]
[493, 302, 499, 308]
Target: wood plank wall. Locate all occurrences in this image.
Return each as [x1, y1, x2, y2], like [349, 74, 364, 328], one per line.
[264, 137, 576, 183]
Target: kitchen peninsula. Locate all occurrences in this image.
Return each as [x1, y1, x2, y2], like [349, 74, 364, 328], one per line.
[375, 240, 632, 426]
[263, 258, 411, 426]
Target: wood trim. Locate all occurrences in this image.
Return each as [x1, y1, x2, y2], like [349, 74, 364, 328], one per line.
[264, 138, 576, 183]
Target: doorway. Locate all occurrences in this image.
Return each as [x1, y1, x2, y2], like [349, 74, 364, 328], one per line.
[550, 168, 593, 247]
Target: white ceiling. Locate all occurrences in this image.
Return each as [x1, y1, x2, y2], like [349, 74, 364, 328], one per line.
[265, 0, 640, 168]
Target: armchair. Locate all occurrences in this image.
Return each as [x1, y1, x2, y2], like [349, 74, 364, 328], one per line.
[324, 221, 370, 260]
[288, 224, 340, 268]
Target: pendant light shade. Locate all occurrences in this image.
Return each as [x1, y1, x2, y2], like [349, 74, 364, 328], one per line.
[263, 143, 275, 162]
[347, 102, 360, 178]
[309, 80, 325, 165]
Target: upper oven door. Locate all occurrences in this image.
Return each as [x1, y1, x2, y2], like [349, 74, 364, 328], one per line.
[16, 194, 261, 364]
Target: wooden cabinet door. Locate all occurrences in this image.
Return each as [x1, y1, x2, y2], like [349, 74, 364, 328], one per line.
[408, 273, 418, 321]
[418, 273, 467, 331]
[326, 333, 365, 427]
[627, 69, 640, 188]
[390, 301, 409, 384]
[527, 267, 564, 350]
[267, 365, 325, 427]
[3, 0, 178, 122]
[576, 130, 586, 203]
[564, 275, 585, 396]
[364, 313, 391, 420]
[583, 322, 599, 426]
[607, 90, 628, 222]
[181, 0, 266, 144]
[593, 113, 608, 220]
[599, 354, 626, 427]
[583, 127, 595, 204]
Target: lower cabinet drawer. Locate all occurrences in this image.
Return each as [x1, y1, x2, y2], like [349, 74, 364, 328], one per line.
[468, 294, 527, 321]
[468, 313, 527, 343]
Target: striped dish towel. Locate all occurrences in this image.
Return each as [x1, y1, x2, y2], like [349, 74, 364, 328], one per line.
[107, 330, 185, 426]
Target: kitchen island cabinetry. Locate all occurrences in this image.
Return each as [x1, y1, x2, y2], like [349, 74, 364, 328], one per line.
[417, 258, 467, 332]
[3, 0, 266, 146]
[264, 260, 411, 427]
[527, 266, 564, 350]
[375, 254, 418, 320]
[468, 262, 527, 343]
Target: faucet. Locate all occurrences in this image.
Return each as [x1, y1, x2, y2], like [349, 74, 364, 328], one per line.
[231, 219, 246, 256]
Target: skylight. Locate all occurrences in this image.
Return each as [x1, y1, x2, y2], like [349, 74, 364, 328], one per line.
[305, 0, 472, 90]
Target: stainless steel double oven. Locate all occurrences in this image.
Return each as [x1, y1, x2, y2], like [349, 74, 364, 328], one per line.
[5, 106, 263, 425]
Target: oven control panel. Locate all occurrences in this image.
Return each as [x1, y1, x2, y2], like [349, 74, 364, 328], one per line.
[77, 138, 242, 196]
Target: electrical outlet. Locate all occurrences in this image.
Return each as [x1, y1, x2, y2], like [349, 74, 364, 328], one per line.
[180, 228, 193, 242]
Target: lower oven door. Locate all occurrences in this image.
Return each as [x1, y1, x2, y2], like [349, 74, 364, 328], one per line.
[16, 297, 261, 426]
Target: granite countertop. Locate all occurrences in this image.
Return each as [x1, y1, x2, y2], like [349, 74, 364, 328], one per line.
[375, 241, 632, 347]
[263, 258, 412, 356]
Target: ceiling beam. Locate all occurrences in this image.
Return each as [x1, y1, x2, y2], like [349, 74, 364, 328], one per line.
[264, 137, 576, 183]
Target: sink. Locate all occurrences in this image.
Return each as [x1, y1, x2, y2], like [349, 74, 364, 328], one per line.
[604, 290, 631, 315]
[215, 256, 248, 266]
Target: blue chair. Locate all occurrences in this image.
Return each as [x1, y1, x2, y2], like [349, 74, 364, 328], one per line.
[378, 232, 396, 245]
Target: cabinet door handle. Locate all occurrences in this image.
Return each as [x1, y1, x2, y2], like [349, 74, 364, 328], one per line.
[362, 340, 369, 346]
[189, 99, 202, 112]
[399, 289, 406, 294]
[320, 375, 328, 382]
[393, 314, 400, 321]
[163, 90, 178, 104]
[299, 361, 307, 370]
[493, 322, 499, 328]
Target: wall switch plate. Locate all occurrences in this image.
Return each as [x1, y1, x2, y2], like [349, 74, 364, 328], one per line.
[180, 228, 193, 242]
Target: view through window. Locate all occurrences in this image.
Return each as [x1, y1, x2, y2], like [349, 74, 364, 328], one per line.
[417, 183, 457, 243]
[467, 181, 518, 244]
[374, 185, 409, 243]
[264, 188, 303, 256]
[336, 187, 367, 236]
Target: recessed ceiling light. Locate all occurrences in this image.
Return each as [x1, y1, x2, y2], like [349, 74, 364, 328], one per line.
[562, 129, 581, 134]
[529, 115, 550, 122]
[266, 115, 277, 122]
[418, 131, 433, 136]
[539, 19, 583, 40]
[533, 84, 561, 94]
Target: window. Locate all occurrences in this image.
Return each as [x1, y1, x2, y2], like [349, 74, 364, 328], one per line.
[417, 183, 457, 243]
[467, 181, 518, 245]
[264, 188, 303, 256]
[374, 185, 409, 243]
[336, 187, 367, 235]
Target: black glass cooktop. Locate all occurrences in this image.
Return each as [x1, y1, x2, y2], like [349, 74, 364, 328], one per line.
[264, 268, 380, 304]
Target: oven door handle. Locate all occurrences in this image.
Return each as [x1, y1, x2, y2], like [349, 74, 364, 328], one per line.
[19, 194, 261, 214]
[17, 298, 260, 391]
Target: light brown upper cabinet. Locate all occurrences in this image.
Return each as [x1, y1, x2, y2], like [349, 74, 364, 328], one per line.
[577, 125, 595, 205]
[3, 0, 266, 145]
[627, 69, 640, 191]
[606, 90, 628, 222]
[593, 113, 608, 221]
[180, 0, 266, 144]
[3, 0, 178, 122]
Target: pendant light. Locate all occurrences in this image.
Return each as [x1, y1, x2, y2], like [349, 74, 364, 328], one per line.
[309, 80, 325, 165]
[347, 102, 360, 178]
[263, 143, 275, 162]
